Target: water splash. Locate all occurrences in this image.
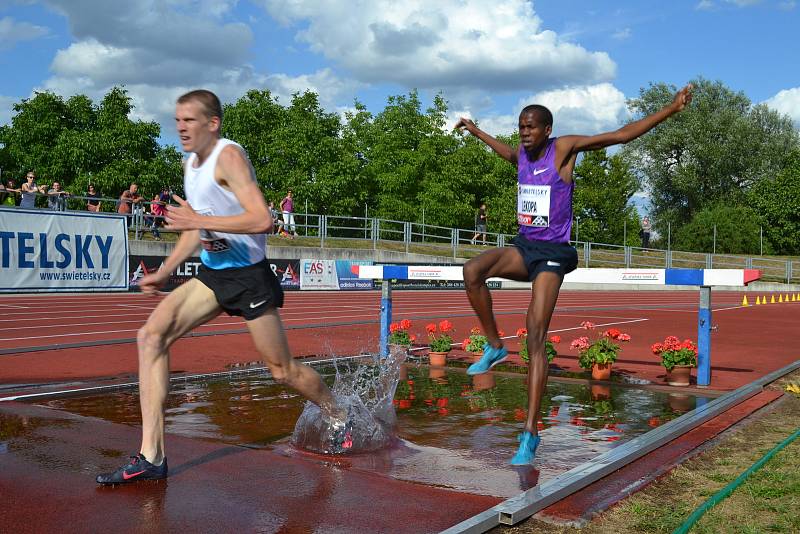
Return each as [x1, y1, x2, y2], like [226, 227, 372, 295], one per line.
[291, 348, 406, 454]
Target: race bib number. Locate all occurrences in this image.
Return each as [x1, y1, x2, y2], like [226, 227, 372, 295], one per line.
[196, 207, 231, 253]
[517, 184, 551, 227]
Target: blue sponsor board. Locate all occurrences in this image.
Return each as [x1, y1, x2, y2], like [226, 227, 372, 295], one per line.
[335, 259, 374, 290]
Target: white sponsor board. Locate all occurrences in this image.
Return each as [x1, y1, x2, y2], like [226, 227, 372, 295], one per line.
[300, 259, 339, 290]
[564, 268, 666, 285]
[0, 208, 129, 292]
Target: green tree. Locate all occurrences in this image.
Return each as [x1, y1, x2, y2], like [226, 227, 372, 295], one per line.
[749, 150, 800, 255]
[572, 149, 640, 245]
[0, 87, 181, 202]
[673, 204, 762, 254]
[622, 78, 799, 236]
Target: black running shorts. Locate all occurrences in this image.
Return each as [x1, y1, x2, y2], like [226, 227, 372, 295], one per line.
[510, 235, 578, 281]
[195, 259, 284, 320]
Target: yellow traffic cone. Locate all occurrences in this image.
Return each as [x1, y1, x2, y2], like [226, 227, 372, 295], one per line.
[793, 294, 797, 302]
[771, 295, 776, 304]
[779, 294, 784, 303]
[741, 295, 749, 306]
[756, 296, 761, 305]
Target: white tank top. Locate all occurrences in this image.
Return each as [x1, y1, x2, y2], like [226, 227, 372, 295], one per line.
[184, 138, 266, 269]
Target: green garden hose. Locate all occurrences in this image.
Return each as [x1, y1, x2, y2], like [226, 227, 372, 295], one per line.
[673, 426, 800, 534]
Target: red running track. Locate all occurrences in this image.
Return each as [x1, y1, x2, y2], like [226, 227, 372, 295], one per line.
[1, 289, 799, 391]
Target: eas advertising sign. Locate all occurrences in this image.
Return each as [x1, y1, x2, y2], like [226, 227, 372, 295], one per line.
[0, 208, 129, 292]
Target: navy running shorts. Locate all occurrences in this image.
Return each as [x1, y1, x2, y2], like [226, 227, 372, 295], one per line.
[196, 259, 284, 320]
[510, 235, 578, 281]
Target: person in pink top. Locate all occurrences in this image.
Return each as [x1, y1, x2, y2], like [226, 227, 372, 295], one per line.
[279, 189, 297, 237]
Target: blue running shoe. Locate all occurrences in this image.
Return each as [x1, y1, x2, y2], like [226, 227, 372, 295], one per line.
[466, 343, 508, 375]
[510, 431, 540, 465]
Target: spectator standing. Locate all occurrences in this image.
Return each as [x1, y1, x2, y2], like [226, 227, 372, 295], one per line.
[118, 183, 142, 214]
[279, 189, 297, 237]
[471, 203, 488, 245]
[20, 171, 45, 209]
[146, 190, 168, 240]
[267, 200, 280, 234]
[47, 182, 70, 211]
[86, 184, 102, 212]
[640, 216, 652, 249]
[1, 178, 20, 207]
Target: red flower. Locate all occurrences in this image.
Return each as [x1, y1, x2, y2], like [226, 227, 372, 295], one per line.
[516, 327, 528, 337]
[438, 320, 453, 333]
[570, 336, 590, 350]
[549, 335, 561, 343]
[461, 338, 471, 350]
[470, 326, 481, 335]
[618, 333, 631, 342]
[400, 319, 411, 330]
[605, 327, 622, 339]
[409, 334, 417, 342]
[390, 322, 400, 333]
[498, 330, 505, 337]
[426, 323, 437, 335]
[651, 342, 664, 354]
[580, 321, 596, 330]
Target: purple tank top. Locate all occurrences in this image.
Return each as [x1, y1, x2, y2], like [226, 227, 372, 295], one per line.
[517, 138, 573, 243]
[283, 196, 293, 212]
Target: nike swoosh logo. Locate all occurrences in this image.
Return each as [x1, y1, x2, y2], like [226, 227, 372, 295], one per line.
[547, 261, 561, 267]
[249, 300, 267, 308]
[533, 168, 548, 175]
[123, 470, 146, 480]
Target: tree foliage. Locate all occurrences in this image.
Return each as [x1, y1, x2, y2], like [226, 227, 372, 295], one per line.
[572, 149, 640, 245]
[0, 87, 181, 201]
[749, 150, 800, 255]
[673, 204, 763, 254]
[622, 78, 798, 238]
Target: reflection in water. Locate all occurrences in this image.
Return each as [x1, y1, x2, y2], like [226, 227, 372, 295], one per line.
[36, 365, 713, 498]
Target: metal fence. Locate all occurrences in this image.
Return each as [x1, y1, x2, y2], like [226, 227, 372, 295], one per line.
[5, 194, 798, 283]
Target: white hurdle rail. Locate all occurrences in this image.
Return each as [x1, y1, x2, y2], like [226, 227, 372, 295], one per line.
[355, 266, 761, 387]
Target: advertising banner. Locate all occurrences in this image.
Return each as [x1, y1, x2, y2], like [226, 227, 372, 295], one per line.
[0, 208, 129, 292]
[129, 257, 301, 291]
[300, 259, 375, 290]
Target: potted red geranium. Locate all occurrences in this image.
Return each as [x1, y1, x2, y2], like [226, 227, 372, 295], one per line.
[426, 320, 455, 366]
[388, 319, 416, 358]
[652, 336, 697, 386]
[570, 322, 631, 380]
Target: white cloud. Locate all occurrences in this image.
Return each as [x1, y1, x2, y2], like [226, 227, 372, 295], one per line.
[778, 1, 796, 10]
[696, 0, 715, 10]
[21, 1, 355, 139]
[0, 15, 48, 49]
[763, 87, 800, 128]
[257, 0, 616, 93]
[518, 83, 631, 136]
[725, 0, 762, 5]
[447, 83, 630, 138]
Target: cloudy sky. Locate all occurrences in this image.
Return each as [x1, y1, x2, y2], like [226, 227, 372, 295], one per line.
[1, 0, 798, 149]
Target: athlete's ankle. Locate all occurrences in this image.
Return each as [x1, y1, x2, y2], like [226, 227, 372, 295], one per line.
[140, 451, 163, 465]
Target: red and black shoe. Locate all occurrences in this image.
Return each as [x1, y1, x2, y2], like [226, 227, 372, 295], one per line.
[96, 453, 167, 485]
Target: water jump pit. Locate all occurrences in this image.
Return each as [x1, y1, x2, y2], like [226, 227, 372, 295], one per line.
[27, 355, 715, 499]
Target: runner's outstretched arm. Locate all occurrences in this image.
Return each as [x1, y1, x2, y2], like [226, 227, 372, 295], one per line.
[558, 84, 693, 156]
[455, 118, 518, 165]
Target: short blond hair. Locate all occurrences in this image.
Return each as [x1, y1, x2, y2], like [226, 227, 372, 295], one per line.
[177, 90, 222, 122]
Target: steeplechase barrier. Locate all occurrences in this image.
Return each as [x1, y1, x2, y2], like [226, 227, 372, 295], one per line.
[355, 266, 761, 387]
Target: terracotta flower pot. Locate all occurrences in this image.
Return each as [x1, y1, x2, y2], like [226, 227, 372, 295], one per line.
[666, 365, 692, 387]
[668, 393, 693, 413]
[591, 384, 611, 400]
[473, 373, 496, 391]
[388, 343, 409, 360]
[591, 363, 612, 380]
[428, 351, 448, 367]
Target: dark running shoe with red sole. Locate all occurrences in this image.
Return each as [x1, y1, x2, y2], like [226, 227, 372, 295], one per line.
[96, 453, 167, 485]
